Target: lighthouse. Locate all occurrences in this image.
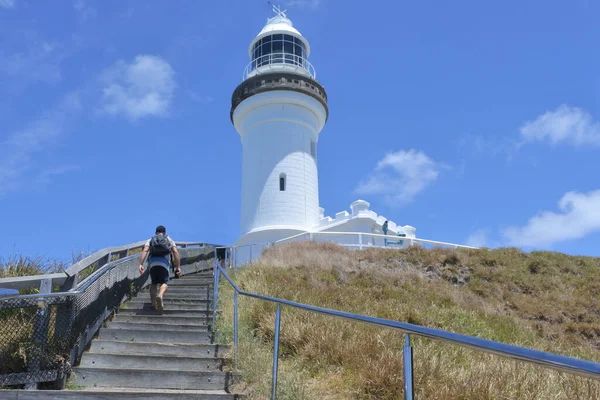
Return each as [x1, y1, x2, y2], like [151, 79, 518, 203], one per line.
[230, 7, 416, 262]
[231, 6, 328, 247]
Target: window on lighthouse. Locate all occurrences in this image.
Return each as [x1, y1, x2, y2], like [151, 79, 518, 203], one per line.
[279, 173, 286, 191]
[310, 140, 316, 159]
[252, 35, 307, 70]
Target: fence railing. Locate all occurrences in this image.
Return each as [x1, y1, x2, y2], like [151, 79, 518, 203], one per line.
[0, 240, 209, 294]
[275, 231, 477, 250]
[221, 231, 477, 268]
[243, 52, 316, 81]
[0, 241, 219, 389]
[211, 253, 600, 399]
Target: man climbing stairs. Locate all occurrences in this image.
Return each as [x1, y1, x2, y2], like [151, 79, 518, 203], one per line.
[67, 270, 237, 398]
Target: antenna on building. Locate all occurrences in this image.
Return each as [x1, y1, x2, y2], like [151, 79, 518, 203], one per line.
[269, 2, 287, 18]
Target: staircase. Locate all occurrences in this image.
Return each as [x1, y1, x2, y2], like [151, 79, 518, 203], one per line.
[46, 270, 237, 399]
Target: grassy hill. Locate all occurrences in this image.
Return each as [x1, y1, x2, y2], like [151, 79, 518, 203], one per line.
[216, 242, 600, 399]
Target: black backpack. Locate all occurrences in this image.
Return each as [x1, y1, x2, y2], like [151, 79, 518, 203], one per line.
[149, 235, 171, 257]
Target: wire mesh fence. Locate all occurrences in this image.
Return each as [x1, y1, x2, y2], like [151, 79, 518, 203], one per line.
[0, 244, 215, 388]
[0, 296, 73, 387]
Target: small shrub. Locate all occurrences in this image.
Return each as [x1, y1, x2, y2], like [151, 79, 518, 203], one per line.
[443, 253, 460, 266]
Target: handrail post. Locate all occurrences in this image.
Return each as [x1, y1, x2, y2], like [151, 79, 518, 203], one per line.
[212, 253, 219, 332]
[25, 278, 52, 389]
[234, 290, 239, 370]
[271, 304, 282, 400]
[404, 334, 414, 400]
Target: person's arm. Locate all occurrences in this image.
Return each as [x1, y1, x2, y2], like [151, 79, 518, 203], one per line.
[171, 246, 181, 272]
[139, 244, 149, 274]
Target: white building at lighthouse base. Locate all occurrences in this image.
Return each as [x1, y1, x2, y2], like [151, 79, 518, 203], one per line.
[232, 199, 417, 266]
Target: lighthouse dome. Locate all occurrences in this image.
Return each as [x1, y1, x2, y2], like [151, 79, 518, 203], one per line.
[243, 10, 315, 80]
[248, 15, 311, 57]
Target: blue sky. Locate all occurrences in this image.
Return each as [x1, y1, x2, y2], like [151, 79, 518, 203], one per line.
[1, 0, 599, 262]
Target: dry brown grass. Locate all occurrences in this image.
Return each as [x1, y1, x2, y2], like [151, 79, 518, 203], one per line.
[0, 255, 72, 380]
[216, 242, 600, 399]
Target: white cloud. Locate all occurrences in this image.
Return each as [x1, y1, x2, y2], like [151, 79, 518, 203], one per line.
[188, 91, 213, 105]
[0, 0, 15, 9]
[520, 104, 600, 147]
[0, 33, 64, 85]
[74, 0, 97, 22]
[465, 228, 490, 248]
[35, 165, 81, 189]
[355, 149, 442, 206]
[0, 93, 82, 196]
[503, 190, 600, 248]
[101, 55, 176, 121]
[457, 134, 518, 162]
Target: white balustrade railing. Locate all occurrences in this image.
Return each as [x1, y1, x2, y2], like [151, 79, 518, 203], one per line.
[243, 52, 316, 81]
[220, 231, 477, 268]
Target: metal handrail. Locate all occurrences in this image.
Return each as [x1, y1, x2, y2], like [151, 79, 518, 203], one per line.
[243, 52, 316, 81]
[211, 252, 600, 399]
[0, 241, 208, 301]
[220, 232, 477, 268]
[274, 231, 478, 250]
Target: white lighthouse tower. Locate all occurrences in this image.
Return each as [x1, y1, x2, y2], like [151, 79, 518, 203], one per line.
[231, 6, 328, 247]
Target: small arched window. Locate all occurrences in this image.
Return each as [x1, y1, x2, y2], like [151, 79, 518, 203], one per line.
[310, 140, 316, 159]
[279, 173, 286, 191]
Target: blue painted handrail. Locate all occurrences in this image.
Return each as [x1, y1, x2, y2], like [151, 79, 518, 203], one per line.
[211, 251, 600, 399]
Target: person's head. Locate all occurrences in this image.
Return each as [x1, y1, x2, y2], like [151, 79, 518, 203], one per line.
[155, 225, 166, 235]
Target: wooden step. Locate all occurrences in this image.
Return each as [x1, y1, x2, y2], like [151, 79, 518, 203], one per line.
[70, 368, 230, 391]
[114, 314, 210, 325]
[88, 340, 228, 358]
[0, 389, 240, 399]
[122, 302, 210, 312]
[79, 353, 224, 371]
[98, 328, 211, 344]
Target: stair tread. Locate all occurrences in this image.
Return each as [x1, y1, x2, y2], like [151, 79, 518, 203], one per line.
[91, 339, 228, 349]
[123, 303, 209, 311]
[85, 351, 224, 360]
[101, 326, 210, 333]
[76, 388, 230, 394]
[98, 328, 211, 344]
[108, 322, 209, 332]
[129, 297, 210, 302]
[133, 295, 212, 300]
[0, 389, 240, 400]
[114, 315, 210, 322]
[73, 367, 227, 375]
[89, 340, 228, 356]
[119, 309, 209, 315]
[113, 317, 208, 324]
[71, 367, 229, 390]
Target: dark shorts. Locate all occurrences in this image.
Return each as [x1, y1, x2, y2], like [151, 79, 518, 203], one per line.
[150, 265, 170, 285]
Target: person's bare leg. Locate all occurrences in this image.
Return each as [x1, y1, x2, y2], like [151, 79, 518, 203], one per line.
[159, 283, 168, 298]
[156, 283, 168, 313]
[149, 284, 157, 309]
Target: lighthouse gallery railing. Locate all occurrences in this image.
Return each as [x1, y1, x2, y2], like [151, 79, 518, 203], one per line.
[243, 52, 316, 81]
